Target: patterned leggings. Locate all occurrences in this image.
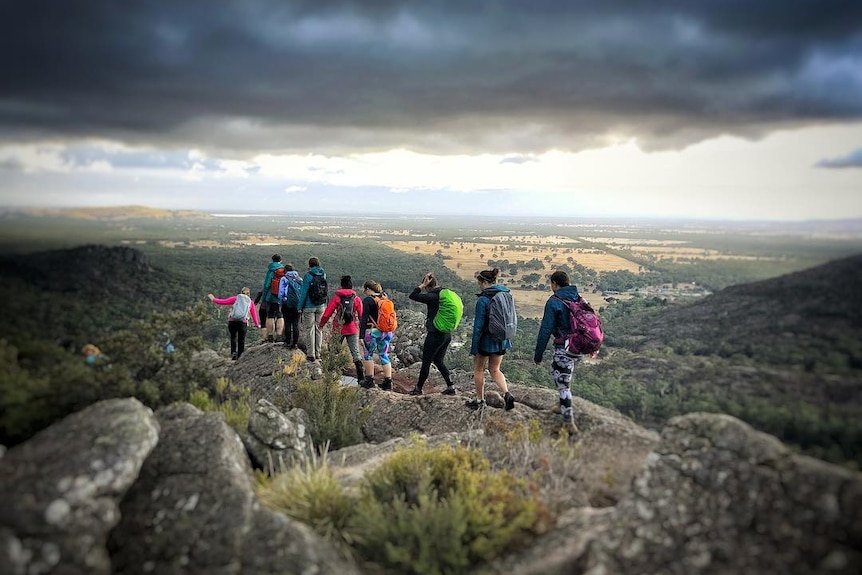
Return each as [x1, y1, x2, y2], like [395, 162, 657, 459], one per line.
[551, 348, 582, 423]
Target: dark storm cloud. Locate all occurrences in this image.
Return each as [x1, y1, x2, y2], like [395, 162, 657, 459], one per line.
[816, 149, 862, 169]
[1, 0, 861, 154]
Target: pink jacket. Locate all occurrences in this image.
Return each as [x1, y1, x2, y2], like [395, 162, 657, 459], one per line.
[319, 288, 363, 336]
[212, 295, 261, 328]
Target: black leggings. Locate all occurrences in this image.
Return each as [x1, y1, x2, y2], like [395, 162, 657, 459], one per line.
[228, 321, 248, 357]
[281, 305, 300, 346]
[418, 330, 453, 388]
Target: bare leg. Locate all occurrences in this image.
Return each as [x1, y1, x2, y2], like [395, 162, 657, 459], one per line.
[472, 355, 487, 400]
[487, 354, 509, 394]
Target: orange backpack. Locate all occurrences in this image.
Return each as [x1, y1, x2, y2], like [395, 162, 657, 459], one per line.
[372, 295, 397, 332]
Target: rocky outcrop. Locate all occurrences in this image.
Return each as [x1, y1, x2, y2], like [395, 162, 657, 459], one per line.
[108, 402, 357, 575]
[0, 398, 159, 575]
[242, 399, 314, 474]
[575, 413, 862, 575]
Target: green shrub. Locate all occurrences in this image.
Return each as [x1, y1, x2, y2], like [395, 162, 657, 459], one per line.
[189, 377, 251, 432]
[291, 377, 366, 451]
[350, 439, 547, 574]
[256, 459, 356, 545]
[0, 304, 214, 446]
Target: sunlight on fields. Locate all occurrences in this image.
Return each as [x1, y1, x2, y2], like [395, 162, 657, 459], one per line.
[384, 238, 640, 317]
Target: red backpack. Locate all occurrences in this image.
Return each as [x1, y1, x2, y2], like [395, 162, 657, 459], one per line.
[554, 295, 604, 357]
[270, 267, 285, 296]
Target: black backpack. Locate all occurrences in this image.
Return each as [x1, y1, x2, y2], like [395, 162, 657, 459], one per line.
[307, 274, 328, 305]
[338, 293, 356, 325]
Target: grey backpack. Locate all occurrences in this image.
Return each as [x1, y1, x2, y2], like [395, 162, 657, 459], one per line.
[487, 290, 517, 342]
[230, 293, 252, 321]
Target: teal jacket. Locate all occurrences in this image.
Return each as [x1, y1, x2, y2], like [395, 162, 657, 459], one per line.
[261, 261, 284, 304]
[534, 285, 581, 362]
[297, 266, 327, 309]
[470, 284, 513, 356]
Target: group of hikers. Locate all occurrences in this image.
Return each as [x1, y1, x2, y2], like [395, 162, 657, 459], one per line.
[209, 254, 598, 429]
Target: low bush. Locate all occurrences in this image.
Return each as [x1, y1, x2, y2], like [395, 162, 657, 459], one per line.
[188, 377, 251, 432]
[256, 437, 551, 574]
[290, 342, 367, 451]
[349, 438, 548, 574]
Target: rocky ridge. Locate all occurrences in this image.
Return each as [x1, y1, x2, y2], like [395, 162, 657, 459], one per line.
[1, 310, 860, 574]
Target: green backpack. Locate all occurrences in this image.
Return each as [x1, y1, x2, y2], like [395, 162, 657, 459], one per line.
[433, 288, 464, 333]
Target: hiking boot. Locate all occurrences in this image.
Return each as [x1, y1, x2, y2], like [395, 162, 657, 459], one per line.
[265, 335, 275, 343]
[441, 385, 456, 396]
[408, 386, 423, 396]
[230, 352, 238, 361]
[360, 376, 376, 389]
[465, 398, 485, 410]
[380, 378, 393, 391]
[504, 392, 515, 411]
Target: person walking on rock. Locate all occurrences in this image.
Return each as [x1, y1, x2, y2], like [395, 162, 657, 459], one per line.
[534, 270, 582, 432]
[278, 264, 302, 349]
[260, 254, 285, 343]
[467, 267, 515, 411]
[359, 280, 395, 390]
[208, 287, 261, 360]
[319, 275, 365, 383]
[407, 272, 456, 396]
[297, 257, 328, 361]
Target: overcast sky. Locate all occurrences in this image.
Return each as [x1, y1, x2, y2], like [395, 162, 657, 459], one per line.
[1, 0, 860, 220]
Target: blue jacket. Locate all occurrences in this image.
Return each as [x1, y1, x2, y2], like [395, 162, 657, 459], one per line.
[470, 285, 513, 356]
[534, 285, 580, 362]
[297, 266, 327, 309]
[262, 261, 284, 304]
[278, 270, 302, 306]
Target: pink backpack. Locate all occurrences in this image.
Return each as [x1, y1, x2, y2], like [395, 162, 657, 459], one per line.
[554, 295, 604, 357]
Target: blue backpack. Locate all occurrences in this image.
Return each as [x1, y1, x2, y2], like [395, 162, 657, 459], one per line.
[285, 278, 302, 308]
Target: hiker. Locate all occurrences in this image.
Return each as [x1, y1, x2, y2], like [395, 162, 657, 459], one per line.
[534, 270, 582, 432]
[319, 275, 365, 383]
[278, 264, 302, 349]
[467, 267, 515, 411]
[207, 287, 261, 360]
[297, 257, 328, 361]
[407, 272, 457, 396]
[81, 343, 106, 366]
[359, 280, 395, 390]
[260, 254, 285, 343]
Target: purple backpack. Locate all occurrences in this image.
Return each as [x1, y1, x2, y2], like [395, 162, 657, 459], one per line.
[554, 295, 604, 357]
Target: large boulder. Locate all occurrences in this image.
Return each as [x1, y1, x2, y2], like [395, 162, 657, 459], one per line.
[576, 412, 862, 575]
[242, 399, 314, 474]
[0, 398, 159, 575]
[108, 402, 358, 575]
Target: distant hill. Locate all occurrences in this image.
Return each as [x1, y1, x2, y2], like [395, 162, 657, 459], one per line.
[0, 244, 200, 347]
[0, 205, 210, 220]
[594, 254, 862, 465]
[611, 252, 862, 374]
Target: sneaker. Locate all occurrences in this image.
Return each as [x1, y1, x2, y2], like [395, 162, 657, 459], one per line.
[230, 352, 238, 361]
[380, 378, 393, 391]
[441, 386, 456, 396]
[504, 392, 515, 411]
[408, 386, 423, 396]
[465, 398, 485, 410]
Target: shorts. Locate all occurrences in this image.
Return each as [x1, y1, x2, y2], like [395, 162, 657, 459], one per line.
[363, 328, 393, 365]
[476, 349, 506, 357]
[264, 301, 282, 319]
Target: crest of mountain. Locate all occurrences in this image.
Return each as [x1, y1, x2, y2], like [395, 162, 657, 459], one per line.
[612, 252, 862, 373]
[0, 245, 195, 344]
